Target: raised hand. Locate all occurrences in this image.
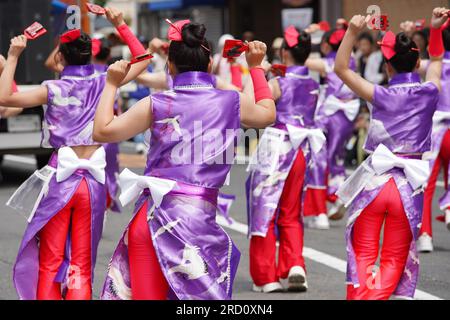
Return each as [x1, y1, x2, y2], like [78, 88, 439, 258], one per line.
[431, 7, 449, 29]
[105, 7, 125, 27]
[348, 15, 371, 34]
[245, 41, 267, 69]
[8, 35, 27, 59]
[107, 60, 131, 87]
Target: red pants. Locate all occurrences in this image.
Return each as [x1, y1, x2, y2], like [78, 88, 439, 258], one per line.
[421, 130, 450, 237]
[250, 150, 306, 285]
[303, 188, 327, 217]
[347, 179, 412, 300]
[128, 202, 169, 300]
[37, 179, 92, 300]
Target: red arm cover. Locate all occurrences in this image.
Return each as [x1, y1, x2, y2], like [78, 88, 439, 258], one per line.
[429, 26, 445, 58]
[116, 24, 146, 57]
[249, 67, 272, 102]
[230, 65, 243, 90]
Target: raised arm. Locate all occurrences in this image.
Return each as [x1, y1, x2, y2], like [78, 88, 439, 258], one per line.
[334, 15, 375, 103]
[105, 7, 151, 87]
[136, 71, 169, 90]
[44, 43, 64, 73]
[93, 60, 153, 143]
[239, 41, 276, 128]
[426, 7, 449, 91]
[0, 35, 48, 108]
[305, 58, 327, 76]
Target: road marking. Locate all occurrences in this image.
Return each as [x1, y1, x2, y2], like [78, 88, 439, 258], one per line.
[216, 215, 443, 300]
[3, 155, 37, 165]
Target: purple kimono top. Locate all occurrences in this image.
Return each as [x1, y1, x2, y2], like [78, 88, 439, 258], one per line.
[41, 64, 106, 148]
[275, 65, 319, 128]
[323, 51, 357, 101]
[145, 71, 240, 189]
[364, 73, 439, 154]
[437, 52, 450, 112]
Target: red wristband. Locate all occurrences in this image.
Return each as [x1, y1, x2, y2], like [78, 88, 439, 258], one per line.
[250, 67, 272, 102]
[116, 24, 146, 57]
[230, 65, 243, 90]
[429, 26, 445, 58]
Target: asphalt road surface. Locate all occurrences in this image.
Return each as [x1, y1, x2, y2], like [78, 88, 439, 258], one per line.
[0, 152, 449, 300]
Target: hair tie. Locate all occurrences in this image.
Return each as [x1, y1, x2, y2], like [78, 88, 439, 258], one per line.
[329, 29, 346, 45]
[165, 19, 210, 52]
[60, 29, 81, 44]
[284, 25, 300, 47]
[377, 31, 419, 60]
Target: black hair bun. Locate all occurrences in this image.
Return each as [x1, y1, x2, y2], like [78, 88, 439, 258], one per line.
[395, 32, 415, 54]
[298, 30, 311, 46]
[181, 23, 207, 48]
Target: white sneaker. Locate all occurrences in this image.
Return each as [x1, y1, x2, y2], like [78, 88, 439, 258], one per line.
[417, 233, 434, 253]
[252, 282, 284, 293]
[285, 266, 308, 292]
[445, 210, 450, 231]
[315, 214, 330, 230]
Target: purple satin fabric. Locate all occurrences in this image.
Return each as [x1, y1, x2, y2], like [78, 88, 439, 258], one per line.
[145, 72, 240, 189]
[246, 67, 317, 236]
[42, 65, 106, 149]
[13, 152, 107, 300]
[364, 72, 438, 154]
[102, 72, 241, 300]
[275, 66, 319, 128]
[437, 52, 450, 112]
[308, 52, 358, 193]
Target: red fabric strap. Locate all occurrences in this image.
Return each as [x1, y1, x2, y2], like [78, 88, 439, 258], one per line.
[249, 67, 272, 102]
[429, 26, 445, 58]
[230, 65, 243, 90]
[116, 24, 146, 57]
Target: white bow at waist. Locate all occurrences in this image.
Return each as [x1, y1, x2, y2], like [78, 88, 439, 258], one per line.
[119, 168, 177, 207]
[56, 146, 106, 184]
[433, 111, 450, 125]
[371, 144, 429, 190]
[286, 124, 326, 153]
[322, 95, 360, 121]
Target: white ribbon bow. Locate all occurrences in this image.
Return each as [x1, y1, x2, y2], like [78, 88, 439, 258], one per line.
[322, 95, 360, 121]
[286, 124, 326, 154]
[119, 168, 177, 207]
[56, 147, 106, 184]
[371, 144, 430, 190]
[432, 111, 450, 125]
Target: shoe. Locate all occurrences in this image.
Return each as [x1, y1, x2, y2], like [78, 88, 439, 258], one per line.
[252, 282, 284, 293]
[285, 266, 308, 292]
[328, 199, 346, 221]
[446, 210, 450, 231]
[417, 233, 433, 253]
[315, 214, 330, 230]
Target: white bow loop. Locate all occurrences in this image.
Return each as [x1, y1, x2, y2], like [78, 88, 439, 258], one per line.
[371, 144, 429, 190]
[119, 168, 177, 207]
[323, 96, 360, 121]
[286, 124, 326, 153]
[56, 147, 106, 183]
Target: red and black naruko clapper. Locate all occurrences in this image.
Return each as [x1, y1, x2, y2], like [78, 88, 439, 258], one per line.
[24, 22, 47, 40]
[128, 52, 153, 66]
[270, 64, 287, 77]
[86, 2, 106, 15]
[370, 15, 389, 31]
[222, 39, 249, 59]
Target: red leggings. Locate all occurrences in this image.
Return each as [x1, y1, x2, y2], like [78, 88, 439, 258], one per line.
[421, 130, 450, 237]
[250, 150, 306, 285]
[347, 179, 412, 300]
[37, 179, 92, 300]
[128, 202, 169, 300]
